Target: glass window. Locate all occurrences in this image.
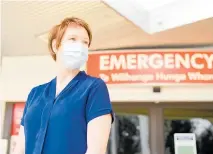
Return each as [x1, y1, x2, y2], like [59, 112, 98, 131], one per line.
[114, 108, 150, 154]
[164, 109, 213, 154]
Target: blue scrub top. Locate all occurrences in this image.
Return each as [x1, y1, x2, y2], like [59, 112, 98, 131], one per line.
[21, 71, 114, 154]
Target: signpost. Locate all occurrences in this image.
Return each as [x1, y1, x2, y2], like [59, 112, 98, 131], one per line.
[87, 50, 213, 85]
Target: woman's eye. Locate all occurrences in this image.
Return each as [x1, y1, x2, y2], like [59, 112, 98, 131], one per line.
[83, 41, 89, 45]
[69, 38, 76, 41]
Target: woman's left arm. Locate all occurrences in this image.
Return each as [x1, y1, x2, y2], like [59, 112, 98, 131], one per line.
[86, 114, 112, 154]
[85, 79, 114, 154]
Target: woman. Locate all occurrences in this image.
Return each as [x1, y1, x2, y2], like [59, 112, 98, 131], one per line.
[15, 17, 114, 154]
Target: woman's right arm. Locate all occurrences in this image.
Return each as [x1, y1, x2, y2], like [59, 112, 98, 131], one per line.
[14, 126, 25, 154]
[14, 87, 36, 154]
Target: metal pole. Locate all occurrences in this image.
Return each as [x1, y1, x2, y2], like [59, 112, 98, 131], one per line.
[110, 120, 117, 154]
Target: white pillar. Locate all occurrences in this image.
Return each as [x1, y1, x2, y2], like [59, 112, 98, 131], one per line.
[0, 0, 3, 138]
[0, 139, 8, 154]
[0, 0, 2, 72]
[0, 101, 8, 154]
[139, 115, 150, 154]
[0, 101, 6, 139]
[0, 102, 2, 138]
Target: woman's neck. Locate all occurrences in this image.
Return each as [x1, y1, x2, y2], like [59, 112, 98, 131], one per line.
[57, 69, 79, 83]
[56, 69, 80, 96]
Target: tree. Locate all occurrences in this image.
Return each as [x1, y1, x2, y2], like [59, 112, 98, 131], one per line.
[165, 120, 193, 154]
[199, 127, 213, 154]
[117, 116, 141, 154]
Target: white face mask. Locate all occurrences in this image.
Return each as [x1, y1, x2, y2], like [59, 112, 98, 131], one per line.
[61, 42, 88, 70]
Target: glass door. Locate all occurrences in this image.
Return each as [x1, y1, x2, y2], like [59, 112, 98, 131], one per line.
[107, 104, 150, 154]
[164, 108, 213, 154]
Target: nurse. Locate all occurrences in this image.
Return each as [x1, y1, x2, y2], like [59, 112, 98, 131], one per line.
[14, 17, 114, 154]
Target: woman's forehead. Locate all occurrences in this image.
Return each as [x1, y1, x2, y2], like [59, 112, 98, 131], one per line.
[64, 24, 89, 39]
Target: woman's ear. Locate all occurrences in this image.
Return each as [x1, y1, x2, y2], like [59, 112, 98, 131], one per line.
[52, 39, 57, 54]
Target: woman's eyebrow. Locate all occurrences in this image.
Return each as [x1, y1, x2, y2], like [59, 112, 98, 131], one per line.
[67, 34, 78, 37]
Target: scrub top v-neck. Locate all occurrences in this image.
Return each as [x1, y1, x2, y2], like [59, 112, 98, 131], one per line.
[21, 71, 114, 154]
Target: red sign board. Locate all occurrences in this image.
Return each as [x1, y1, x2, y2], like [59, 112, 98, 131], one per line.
[11, 103, 25, 136]
[87, 50, 213, 84]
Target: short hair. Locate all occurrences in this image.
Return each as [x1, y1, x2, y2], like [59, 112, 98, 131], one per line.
[48, 17, 92, 61]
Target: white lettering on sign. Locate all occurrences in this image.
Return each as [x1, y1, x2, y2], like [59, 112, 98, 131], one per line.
[191, 54, 203, 69]
[149, 54, 163, 69]
[188, 72, 213, 80]
[156, 72, 186, 83]
[111, 55, 126, 70]
[99, 55, 110, 70]
[99, 53, 213, 70]
[175, 54, 190, 69]
[204, 54, 213, 69]
[137, 54, 149, 69]
[111, 73, 154, 83]
[164, 54, 175, 69]
[127, 54, 137, 69]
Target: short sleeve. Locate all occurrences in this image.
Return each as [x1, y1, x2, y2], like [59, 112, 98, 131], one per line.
[86, 79, 114, 124]
[20, 88, 35, 126]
